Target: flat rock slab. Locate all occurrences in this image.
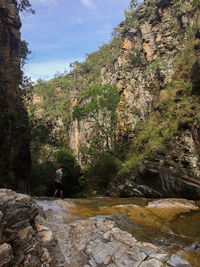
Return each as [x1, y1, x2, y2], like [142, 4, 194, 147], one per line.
[51, 217, 170, 266]
[0, 191, 197, 267]
[147, 199, 199, 210]
[36, 198, 198, 266]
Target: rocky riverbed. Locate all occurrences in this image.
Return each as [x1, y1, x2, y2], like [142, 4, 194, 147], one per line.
[0, 189, 200, 266]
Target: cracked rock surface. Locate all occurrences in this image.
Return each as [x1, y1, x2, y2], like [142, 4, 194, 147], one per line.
[1, 190, 198, 266]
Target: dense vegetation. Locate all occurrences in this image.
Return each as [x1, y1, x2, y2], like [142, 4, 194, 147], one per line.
[120, 0, 200, 175]
[72, 83, 120, 160]
[27, 77, 82, 196]
[28, 25, 123, 196]
[26, 0, 200, 196]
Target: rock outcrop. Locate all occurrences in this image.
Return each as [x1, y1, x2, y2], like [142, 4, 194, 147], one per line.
[56, 217, 170, 267]
[68, 0, 185, 157]
[36, 196, 199, 267]
[29, 0, 200, 198]
[0, 0, 31, 192]
[110, 130, 200, 199]
[67, 0, 200, 199]
[1, 190, 199, 266]
[0, 189, 64, 267]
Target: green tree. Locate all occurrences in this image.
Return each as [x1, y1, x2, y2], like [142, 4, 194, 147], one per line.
[73, 83, 120, 155]
[130, 0, 140, 9]
[81, 151, 120, 193]
[31, 146, 81, 197]
[55, 147, 82, 196]
[20, 40, 31, 67]
[17, 0, 35, 14]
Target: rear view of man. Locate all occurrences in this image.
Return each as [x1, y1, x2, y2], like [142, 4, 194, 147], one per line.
[53, 167, 64, 198]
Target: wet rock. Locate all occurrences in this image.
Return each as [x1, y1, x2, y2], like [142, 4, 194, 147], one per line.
[88, 214, 141, 235]
[147, 199, 199, 210]
[35, 218, 67, 266]
[55, 217, 169, 266]
[2, 191, 199, 266]
[36, 198, 172, 266]
[167, 254, 192, 267]
[37, 197, 199, 266]
[149, 253, 169, 261]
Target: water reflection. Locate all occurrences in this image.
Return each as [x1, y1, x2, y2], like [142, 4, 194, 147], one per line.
[35, 197, 200, 260]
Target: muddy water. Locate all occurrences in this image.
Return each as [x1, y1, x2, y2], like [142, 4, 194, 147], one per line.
[64, 198, 200, 243]
[36, 197, 200, 266]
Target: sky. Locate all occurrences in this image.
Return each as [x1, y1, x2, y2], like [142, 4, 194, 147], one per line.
[21, 0, 131, 81]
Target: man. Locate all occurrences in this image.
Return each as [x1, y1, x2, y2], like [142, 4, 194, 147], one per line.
[53, 167, 64, 198]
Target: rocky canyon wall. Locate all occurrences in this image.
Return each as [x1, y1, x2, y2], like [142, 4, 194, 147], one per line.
[0, 0, 31, 192]
[68, 0, 200, 198]
[69, 0, 198, 158]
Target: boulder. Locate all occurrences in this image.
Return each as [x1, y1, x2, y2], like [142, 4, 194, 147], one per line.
[0, 189, 56, 266]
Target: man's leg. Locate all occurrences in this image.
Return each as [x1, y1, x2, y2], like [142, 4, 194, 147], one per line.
[54, 189, 58, 197]
[60, 190, 63, 198]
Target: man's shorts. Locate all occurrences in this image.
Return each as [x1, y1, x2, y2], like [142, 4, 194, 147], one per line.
[55, 182, 63, 190]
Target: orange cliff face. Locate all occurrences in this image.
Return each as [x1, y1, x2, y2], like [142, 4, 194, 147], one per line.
[33, 94, 43, 104]
[55, 86, 62, 95]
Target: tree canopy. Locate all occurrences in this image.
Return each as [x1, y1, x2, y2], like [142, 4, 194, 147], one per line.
[73, 83, 120, 156]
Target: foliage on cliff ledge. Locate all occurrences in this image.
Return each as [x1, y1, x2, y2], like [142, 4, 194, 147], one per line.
[28, 77, 82, 196]
[72, 83, 120, 159]
[69, 30, 121, 88]
[17, 0, 35, 14]
[122, 19, 200, 174]
[29, 0, 200, 196]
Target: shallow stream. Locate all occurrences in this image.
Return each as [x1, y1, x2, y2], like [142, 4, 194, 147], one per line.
[36, 197, 200, 266]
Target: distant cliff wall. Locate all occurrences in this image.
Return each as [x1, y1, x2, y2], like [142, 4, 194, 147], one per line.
[0, 0, 31, 192]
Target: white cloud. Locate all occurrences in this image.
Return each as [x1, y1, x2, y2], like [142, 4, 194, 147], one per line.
[80, 0, 96, 9]
[24, 58, 84, 81]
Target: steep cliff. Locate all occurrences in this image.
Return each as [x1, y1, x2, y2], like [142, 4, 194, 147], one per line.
[108, 0, 200, 199]
[31, 0, 200, 199]
[0, 0, 31, 192]
[68, 0, 200, 198]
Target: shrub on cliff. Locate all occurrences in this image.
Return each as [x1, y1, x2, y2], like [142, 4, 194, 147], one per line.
[120, 20, 200, 176]
[17, 0, 35, 14]
[72, 83, 120, 160]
